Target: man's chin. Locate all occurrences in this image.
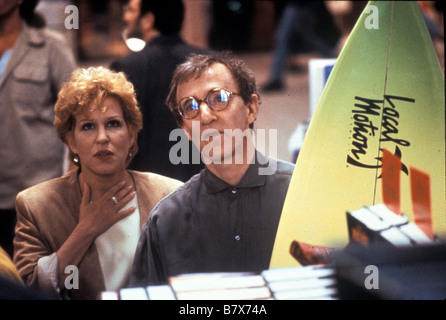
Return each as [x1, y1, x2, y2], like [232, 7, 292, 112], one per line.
[201, 149, 248, 166]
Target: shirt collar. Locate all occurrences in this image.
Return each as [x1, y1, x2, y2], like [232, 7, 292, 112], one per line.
[203, 151, 269, 193]
[23, 22, 45, 47]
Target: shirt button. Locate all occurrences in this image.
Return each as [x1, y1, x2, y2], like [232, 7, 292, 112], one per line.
[235, 235, 241, 241]
[232, 188, 237, 194]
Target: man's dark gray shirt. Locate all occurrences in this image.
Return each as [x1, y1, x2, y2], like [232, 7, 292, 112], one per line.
[129, 152, 295, 285]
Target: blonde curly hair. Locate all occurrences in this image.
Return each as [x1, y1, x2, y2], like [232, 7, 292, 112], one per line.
[54, 66, 142, 167]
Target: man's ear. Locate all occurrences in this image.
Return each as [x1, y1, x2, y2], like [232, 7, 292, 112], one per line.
[247, 94, 259, 125]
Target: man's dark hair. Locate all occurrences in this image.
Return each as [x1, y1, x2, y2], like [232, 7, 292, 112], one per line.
[20, 0, 46, 28]
[166, 52, 259, 127]
[140, 0, 184, 35]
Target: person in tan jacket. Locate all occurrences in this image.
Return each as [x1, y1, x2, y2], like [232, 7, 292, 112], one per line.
[13, 67, 183, 300]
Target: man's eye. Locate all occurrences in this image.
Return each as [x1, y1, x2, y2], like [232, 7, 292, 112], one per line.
[185, 99, 198, 112]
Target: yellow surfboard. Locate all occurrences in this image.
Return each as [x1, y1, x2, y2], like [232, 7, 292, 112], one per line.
[270, 1, 445, 268]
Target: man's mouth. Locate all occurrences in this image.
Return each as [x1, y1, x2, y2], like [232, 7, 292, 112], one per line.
[201, 129, 224, 141]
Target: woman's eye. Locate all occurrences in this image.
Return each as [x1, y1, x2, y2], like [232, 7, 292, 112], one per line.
[107, 120, 121, 128]
[81, 123, 94, 131]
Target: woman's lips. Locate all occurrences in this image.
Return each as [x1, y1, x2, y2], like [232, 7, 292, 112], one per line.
[94, 150, 114, 160]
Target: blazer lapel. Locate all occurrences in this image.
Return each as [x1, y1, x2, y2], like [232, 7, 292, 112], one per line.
[131, 171, 152, 228]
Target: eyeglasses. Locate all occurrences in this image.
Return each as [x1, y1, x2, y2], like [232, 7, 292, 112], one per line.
[177, 88, 239, 119]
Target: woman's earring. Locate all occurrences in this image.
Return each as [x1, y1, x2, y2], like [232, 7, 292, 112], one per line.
[73, 154, 80, 164]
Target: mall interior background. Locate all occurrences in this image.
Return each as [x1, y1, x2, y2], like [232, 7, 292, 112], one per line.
[35, 0, 444, 162]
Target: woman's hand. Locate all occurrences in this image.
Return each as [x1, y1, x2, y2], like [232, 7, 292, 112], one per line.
[56, 180, 136, 291]
[79, 180, 136, 239]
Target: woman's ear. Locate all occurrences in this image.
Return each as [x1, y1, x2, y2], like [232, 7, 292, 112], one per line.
[66, 131, 78, 155]
[128, 129, 136, 148]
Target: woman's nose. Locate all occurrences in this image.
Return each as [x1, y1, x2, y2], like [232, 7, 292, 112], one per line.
[96, 126, 110, 144]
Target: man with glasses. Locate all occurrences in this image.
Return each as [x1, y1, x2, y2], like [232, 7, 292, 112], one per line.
[129, 53, 295, 286]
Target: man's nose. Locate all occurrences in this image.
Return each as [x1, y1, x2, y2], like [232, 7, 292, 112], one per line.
[199, 101, 217, 125]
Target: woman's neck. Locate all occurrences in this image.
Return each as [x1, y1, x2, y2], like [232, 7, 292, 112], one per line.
[78, 170, 132, 202]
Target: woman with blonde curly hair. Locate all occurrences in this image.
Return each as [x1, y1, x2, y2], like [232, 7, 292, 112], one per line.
[13, 67, 183, 299]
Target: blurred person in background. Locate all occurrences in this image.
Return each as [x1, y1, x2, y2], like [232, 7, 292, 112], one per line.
[111, 0, 208, 182]
[13, 67, 183, 299]
[261, 0, 340, 92]
[120, 0, 155, 51]
[0, 0, 76, 258]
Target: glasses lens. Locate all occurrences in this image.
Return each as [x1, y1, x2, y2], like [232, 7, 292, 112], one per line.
[180, 98, 200, 118]
[207, 89, 230, 111]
